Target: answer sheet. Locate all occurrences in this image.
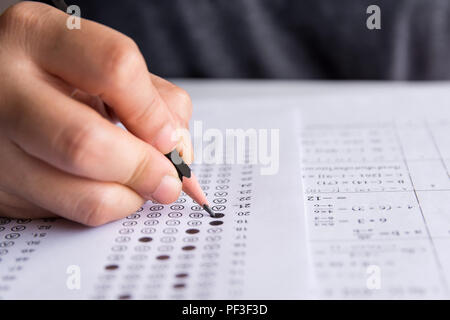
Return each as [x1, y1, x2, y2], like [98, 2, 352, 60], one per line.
[1, 81, 449, 299]
[181, 80, 450, 299]
[0, 102, 309, 299]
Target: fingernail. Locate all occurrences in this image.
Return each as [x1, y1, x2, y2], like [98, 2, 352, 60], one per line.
[152, 175, 182, 204]
[176, 143, 192, 165]
[153, 123, 178, 154]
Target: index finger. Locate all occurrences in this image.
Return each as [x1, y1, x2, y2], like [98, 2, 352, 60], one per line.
[14, 2, 180, 154]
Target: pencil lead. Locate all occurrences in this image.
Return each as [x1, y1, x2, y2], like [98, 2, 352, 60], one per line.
[203, 204, 215, 218]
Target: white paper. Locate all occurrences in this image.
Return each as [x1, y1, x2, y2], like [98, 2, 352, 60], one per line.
[2, 80, 449, 300]
[0, 102, 309, 299]
[183, 80, 450, 299]
[296, 87, 450, 299]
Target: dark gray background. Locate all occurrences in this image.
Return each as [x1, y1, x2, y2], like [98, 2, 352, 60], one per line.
[36, 0, 450, 79]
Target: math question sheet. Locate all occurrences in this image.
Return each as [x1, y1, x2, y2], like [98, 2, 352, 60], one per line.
[0, 102, 309, 300]
[296, 84, 450, 299]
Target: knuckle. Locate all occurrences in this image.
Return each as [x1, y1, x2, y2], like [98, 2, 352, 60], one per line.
[104, 37, 144, 90]
[127, 94, 158, 126]
[126, 149, 152, 187]
[174, 87, 192, 111]
[1, 2, 34, 22]
[0, 2, 49, 34]
[171, 87, 193, 121]
[57, 124, 104, 172]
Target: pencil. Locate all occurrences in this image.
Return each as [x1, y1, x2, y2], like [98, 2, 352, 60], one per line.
[50, 0, 215, 217]
[165, 150, 215, 217]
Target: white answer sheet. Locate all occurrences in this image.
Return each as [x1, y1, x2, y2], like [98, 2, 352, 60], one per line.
[1, 81, 449, 300]
[181, 80, 450, 299]
[0, 102, 309, 299]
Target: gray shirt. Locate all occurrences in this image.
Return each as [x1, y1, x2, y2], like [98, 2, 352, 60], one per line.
[57, 0, 450, 79]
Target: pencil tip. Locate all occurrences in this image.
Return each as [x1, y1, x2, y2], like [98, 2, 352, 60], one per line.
[203, 204, 215, 217]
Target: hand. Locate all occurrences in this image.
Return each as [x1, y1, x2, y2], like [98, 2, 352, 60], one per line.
[0, 2, 193, 225]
